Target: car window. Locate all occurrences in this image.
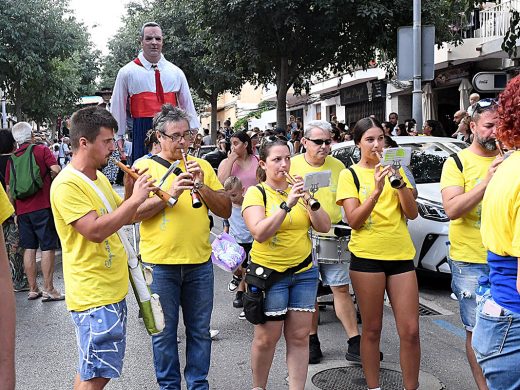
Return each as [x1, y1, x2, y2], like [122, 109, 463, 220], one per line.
[332, 146, 357, 167]
[405, 141, 467, 184]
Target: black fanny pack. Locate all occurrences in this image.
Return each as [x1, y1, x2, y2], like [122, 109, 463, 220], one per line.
[242, 254, 312, 325]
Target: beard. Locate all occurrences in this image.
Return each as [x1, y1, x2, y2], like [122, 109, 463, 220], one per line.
[476, 135, 497, 151]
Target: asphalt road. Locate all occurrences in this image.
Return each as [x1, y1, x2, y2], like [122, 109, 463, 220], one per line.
[15, 222, 476, 390]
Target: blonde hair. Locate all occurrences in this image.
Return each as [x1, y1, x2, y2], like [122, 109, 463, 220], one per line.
[223, 176, 243, 191]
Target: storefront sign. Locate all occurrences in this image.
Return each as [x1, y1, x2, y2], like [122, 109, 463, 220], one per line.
[472, 72, 508, 92]
[340, 80, 387, 106]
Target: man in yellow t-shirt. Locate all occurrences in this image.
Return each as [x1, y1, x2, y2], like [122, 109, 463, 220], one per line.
[440, 99, 503, 390]
[133, 104, 231, 389]
[50, 106, 154, 389]
[289, 120, 363, 364]
[0, 185, 15, 389]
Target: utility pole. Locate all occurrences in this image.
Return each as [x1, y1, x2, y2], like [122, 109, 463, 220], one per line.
[412, 0, 422, 130]
[1, 90, 7, 128]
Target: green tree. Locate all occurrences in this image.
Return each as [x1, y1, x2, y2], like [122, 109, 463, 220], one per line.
[0, 0, 99, 128]
[193, 0, 471, 129]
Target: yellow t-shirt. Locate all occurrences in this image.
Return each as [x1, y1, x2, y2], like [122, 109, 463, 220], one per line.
[50, 167, 128, 312]
[0, 186, 14, 224]
[242, 184, 312, 272]
[440, 149, 496, 263]
[335, 165, 416, 260]
[290, 154, 344, 224]
[481, 151, 520, 257]
[135, 156, 223, 264]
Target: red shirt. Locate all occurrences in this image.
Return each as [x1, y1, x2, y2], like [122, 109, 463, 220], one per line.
[5, 143, 58, 216]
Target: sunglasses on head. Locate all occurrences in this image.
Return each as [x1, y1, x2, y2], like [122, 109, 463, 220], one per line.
[307, 138, 332, 146]
[471, 98, 498, 116]
[262, 135, 287, 145]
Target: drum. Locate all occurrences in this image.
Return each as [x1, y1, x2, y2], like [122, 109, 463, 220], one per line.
[311, 224, 351, 264]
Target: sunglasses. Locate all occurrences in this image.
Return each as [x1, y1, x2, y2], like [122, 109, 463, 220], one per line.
[307, 138, 332, 146]
[471, 98, 498, 117]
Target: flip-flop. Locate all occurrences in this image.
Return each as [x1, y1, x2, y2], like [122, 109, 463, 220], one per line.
[41, 291, 65, 302]
[27, 291, 42, 300]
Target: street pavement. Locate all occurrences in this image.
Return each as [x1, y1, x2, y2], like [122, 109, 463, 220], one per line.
[15, 217, 477, 389]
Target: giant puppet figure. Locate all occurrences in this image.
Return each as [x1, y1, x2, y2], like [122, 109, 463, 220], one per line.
[111, 22, 199, 162]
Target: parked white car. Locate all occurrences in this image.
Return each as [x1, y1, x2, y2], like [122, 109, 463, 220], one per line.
[331, 136, 468, 274]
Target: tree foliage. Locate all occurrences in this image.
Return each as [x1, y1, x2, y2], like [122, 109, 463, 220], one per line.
[0, 0, 100, 126]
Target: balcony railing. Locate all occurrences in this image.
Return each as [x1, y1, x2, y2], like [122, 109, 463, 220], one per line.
[460, 1, 520, 42]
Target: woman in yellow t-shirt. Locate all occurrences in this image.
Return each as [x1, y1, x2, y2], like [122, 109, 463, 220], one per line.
[336, 117, 420, 390]
[242, 136, 330, 390]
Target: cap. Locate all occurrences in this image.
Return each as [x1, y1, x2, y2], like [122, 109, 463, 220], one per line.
[247, 130, 258, 139]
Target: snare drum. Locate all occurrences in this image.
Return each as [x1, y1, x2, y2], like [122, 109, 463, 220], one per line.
[311, 224, 351, 264]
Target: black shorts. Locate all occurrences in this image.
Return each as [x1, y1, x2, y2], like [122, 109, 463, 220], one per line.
[18, 208, 60, 251]
[238, 242, 252, 268]
[350, 254, 415, 276]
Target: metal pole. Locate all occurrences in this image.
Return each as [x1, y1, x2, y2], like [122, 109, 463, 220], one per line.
[412, 0, 423, 131]
[1, 90, 7, 128]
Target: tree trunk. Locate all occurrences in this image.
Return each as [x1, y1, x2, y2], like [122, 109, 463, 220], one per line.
[15, 80, 22, 121]
[276, 57, 289, 130]
[210, 91, 218, 143]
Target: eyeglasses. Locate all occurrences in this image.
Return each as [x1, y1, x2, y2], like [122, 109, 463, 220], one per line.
[307, 138, 332, 146]
[471, 98, 498, 117]
[160, 130, 193, 142]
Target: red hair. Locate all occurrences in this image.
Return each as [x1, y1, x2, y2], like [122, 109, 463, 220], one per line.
[497, 74, 520, 149]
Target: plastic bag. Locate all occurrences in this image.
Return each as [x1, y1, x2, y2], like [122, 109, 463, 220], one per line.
[211, 232, 246, 272]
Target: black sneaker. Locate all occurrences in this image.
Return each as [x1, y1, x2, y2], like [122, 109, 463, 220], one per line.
[233, 291, 244, 308]
[345, 335, 383, 362]
[309, 334, 323, 364]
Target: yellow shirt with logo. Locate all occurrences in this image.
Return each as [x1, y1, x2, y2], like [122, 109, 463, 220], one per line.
[290, 154, 343, 224]
[50, 167, 128, 312]
[242, 184, 312, 272]
[0, 186, 14, 224]
[481, 151, 520, 257]
[135, 156, 223, 264]
[336, 165, 415, 260]
[440, 149, 496, 263]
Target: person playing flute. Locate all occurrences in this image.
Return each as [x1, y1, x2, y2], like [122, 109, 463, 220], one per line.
[133, 104, 231, 389]
[50, 106, 157, 389]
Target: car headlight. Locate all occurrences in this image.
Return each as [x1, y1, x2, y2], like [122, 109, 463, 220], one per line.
[417, 198, 449, 222]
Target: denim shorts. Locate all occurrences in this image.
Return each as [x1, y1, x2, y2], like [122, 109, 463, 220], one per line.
[264, 265, 319, 319]
[319, 262, 351, 287]
[70, 300, 127, 381]
[472, 294, 520, 389]
[449, 259, 489, 331]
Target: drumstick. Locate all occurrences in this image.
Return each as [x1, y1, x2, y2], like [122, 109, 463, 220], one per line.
[114, 160, 176, 207]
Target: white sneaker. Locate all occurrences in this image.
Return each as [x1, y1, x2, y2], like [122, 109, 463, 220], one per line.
[239, 311, 246, 320]
[450, 293, 458, 301]
[210, 329, 220, 339]
[227, 276, 241, 292]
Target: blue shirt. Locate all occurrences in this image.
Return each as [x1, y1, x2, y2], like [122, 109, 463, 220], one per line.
[488, 251, 520, 314]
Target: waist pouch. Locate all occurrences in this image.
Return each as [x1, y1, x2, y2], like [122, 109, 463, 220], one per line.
[243, 254, 312, 325]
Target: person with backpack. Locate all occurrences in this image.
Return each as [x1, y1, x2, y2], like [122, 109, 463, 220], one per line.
[440, 99, 503, 390]
[336, 117, 419, 390]
[5, 122, 63, 301]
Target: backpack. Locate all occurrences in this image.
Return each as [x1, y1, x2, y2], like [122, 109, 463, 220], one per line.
[9, 144, 44, 200]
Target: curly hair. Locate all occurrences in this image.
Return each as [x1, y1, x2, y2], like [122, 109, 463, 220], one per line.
[497, 74, 520, 149]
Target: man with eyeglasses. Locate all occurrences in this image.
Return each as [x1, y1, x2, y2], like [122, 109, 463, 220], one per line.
[133, 104, 231, 390]
[440, 98, 504, 390]
[111, 22, 199, 163]
[290, 120, 364, 364]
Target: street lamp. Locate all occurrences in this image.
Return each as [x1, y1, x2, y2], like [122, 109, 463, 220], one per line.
[1, 90, 7, 128]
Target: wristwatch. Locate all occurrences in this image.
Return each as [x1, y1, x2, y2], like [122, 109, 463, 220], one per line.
[280, 201, 292, 213]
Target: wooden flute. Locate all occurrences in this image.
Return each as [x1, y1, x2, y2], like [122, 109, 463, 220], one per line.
[114, 160, 176, 207]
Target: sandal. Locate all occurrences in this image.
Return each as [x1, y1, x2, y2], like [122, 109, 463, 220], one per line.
[42, 290, 65, 302]
[27, 291, 42, 300]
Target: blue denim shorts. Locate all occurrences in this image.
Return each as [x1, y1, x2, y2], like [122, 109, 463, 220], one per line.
[472, 294, 520, 389]
[264, 265, 319, 318]
[449, 259, 489, 331]
[319, 262, 351, 287]
[70, 300, 127, 381]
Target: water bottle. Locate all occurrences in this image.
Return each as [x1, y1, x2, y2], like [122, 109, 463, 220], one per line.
[475, 275, 491, 303]
[249, 285, 259, 293]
